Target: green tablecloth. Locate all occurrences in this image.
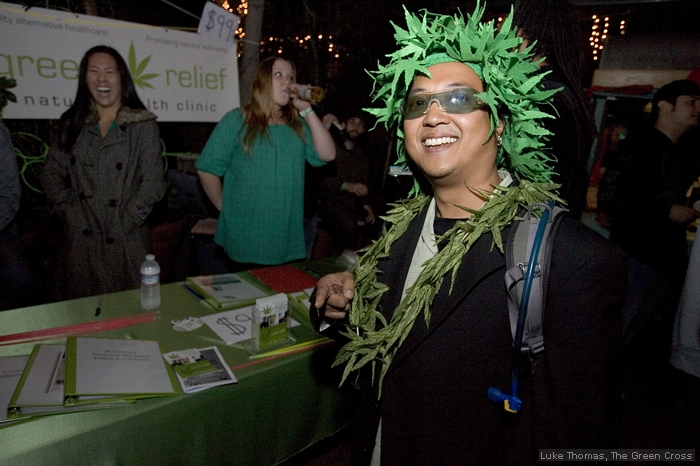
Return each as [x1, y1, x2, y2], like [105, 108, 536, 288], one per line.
[0, 283, 355, 466]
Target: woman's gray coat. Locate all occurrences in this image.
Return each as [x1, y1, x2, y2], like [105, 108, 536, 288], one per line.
[42, 107, 166, 299]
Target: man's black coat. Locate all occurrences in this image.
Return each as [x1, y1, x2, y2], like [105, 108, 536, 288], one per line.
[316, 205, 627, 465]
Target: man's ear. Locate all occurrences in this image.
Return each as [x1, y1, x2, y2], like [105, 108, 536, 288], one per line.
[495, 119, 505, 137]
[657, 100, 674, 115]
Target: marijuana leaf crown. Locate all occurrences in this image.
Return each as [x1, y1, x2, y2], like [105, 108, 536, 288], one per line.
[364, 2, 560, 189]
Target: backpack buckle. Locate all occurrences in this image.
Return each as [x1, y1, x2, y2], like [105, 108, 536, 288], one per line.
[516, 262, 542, 278]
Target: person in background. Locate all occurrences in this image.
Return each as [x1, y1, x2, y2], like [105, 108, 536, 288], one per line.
[310, 5, 626, 464]
[196, 56, 335, 271]
[669, 228, 700, 449]
[0, 120, 37, 310]
[0, 125, 19, 237]
[606, 80, 700, 346]
[317, 113, 377, 253]
[513, 0, 596, 219]
[41, 45, 166, 300]
[597, 79, 700, 450]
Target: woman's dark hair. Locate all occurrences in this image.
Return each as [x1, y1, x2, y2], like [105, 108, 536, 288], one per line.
[513, 0, 595, 134]
[57, 45, 145, 152]
[513, 0, 583, 94]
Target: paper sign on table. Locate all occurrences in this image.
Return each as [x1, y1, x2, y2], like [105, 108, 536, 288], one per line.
[200, 306, 300, 346]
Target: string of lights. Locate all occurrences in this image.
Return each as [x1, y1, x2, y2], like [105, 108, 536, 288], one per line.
[214, 1, 631, 64]
[590, 14, 627, 62]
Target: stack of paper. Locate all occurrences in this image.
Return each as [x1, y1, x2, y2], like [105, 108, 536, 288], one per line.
[6, 344, 135, 420]
[5, 337, 180, 422]
[0, 355, 30, 425]
[64, 337, 179, 405]
[185, 273, 272, 309]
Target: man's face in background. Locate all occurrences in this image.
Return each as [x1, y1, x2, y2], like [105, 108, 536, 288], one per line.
[666, 94, 700, 134]
[345, 117, 366, 141]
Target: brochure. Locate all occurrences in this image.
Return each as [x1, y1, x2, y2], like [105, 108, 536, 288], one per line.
[251, 293, 291, 351]
[64, 337, 180, 405]
[186, 272, 272, 309]
[162, 346, 237, 393]
[8, 344, 132, 419]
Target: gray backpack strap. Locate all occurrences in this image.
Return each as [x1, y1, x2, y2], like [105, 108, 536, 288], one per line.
[505, 203, 566, 356]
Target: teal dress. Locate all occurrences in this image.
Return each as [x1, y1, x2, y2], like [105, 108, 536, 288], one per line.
[196, 108, 326, 265]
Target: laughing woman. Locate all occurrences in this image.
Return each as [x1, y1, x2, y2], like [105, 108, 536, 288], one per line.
[196, 56, 335, 270]
[41, 45, 166, 300]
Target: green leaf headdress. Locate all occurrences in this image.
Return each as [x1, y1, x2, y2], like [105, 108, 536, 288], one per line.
[364, 2, 559, 193]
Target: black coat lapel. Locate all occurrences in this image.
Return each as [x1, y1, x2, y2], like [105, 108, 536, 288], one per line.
[379, 210, 509, 374]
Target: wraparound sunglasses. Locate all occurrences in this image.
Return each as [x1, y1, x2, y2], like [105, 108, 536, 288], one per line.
[402, 87, 486, 120]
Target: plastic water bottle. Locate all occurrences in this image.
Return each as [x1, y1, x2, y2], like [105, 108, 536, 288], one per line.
[140, 254, 161, 309]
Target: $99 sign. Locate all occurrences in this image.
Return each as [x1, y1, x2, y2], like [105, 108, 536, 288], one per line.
[198, 1, 240, 46]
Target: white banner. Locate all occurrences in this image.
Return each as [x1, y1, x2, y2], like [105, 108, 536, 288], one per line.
[0, 2, 240, 122]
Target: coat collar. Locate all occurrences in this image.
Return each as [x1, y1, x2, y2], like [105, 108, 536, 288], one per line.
[86, 105, 156, 127]
[377, 201, 509, 374]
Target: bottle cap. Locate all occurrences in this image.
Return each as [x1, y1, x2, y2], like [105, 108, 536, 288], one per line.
[146, 254, 155, 261]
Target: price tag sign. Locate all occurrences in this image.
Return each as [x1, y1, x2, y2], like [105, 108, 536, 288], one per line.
[197, 1, 239, 47]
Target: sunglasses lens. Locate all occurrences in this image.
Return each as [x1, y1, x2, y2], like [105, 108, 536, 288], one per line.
[403, 88, 483, 119]
[404, 96, 430, 120]
[445, 89, 477, 112]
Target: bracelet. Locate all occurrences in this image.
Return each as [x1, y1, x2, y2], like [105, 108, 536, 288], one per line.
[299, 107, 314, 118]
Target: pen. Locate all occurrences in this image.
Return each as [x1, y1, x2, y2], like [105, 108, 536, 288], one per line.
[95, 297, 103, 316]
[183, 284, 205, 301]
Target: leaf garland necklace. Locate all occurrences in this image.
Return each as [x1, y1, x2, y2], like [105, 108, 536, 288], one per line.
[332, 178, 560, 397]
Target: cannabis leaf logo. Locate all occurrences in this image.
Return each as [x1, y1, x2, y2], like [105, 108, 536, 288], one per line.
[127, 43, 159, 89]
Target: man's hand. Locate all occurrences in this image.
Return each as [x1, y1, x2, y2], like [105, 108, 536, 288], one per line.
[322, 113, 341, 131]
[669, 204, 699, 224]
[363, 204, 376, 225]
[313, 272, 355, 320]
[343, 182, 368, 197]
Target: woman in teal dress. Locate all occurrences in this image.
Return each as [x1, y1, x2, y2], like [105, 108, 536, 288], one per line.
[196, 57, 335, 269]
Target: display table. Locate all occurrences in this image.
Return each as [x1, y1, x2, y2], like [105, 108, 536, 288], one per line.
[0, 282, 355, 466]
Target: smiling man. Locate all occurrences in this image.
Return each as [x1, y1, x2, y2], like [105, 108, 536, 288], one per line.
[310, 4, 627, 465]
